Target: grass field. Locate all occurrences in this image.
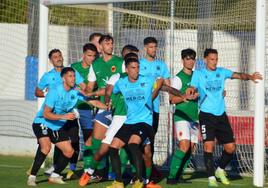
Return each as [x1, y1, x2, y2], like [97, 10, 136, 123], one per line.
[0, 155, 257, 188]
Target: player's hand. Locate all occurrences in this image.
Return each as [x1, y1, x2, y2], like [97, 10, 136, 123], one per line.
[251, 72, 263, 83]
[185, 87, 196, 96]
[62, 112, 76, 120]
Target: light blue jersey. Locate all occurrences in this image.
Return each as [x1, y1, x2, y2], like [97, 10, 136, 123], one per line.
[113, 75, 155, 126]
[34, 84, 84, 131]
[37, 68, 84, 90]
[190, 67, 233, 116]
[139, 58, 170, 113]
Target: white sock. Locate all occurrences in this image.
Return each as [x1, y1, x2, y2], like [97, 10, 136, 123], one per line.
[209, 176, 216, 181]
[50, 172, 60, 178]
[85, 167, 94, 175]
[216, 167, 224, 172]
[29, 175, 36, 179]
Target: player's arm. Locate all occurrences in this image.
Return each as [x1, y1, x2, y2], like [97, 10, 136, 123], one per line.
[152, 78, 164, 100]
[87, 100, 108, 109]
[105, 84, 113, 106]
[43, 105, 76, 121]
[231, 72, 263, 83]
[35, 87, 46, 97]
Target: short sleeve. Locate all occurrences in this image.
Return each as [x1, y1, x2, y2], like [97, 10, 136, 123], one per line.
[190, 70, 199, 88]
[170, 76, 182, 91]
[161, 62, 170, 79]
[37, 73, 48, 90]
[121, 62, 126, 73]
[44, 89, 57, 109]
[87, 66, 96, 82]
[75, 70, 84, 84]
[112, 80, 121, 94]
[107, 73, 120, 86]
[222, 68, 233, 79]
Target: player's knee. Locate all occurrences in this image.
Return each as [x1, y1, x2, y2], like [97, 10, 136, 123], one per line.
[179, 141, 190, 152]
[41, 145, 51, 155]
[225, 144, 236, 154]
[63, 148, 74, 158]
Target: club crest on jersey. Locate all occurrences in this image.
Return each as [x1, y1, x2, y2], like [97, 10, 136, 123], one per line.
[140, 82, 145, 87]
[156, 66, 160, 70]
[71, 94, 75, 100]
[111, 66, 116, 73]
[216, 73, 220, 78]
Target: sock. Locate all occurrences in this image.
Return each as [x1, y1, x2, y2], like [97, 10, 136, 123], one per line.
[83, 145, 93, 170]
[204, 152, 215, 177]
[89, 158, 99, 169]
[146, 167, 152, 180]
[168, 149, 186, 179]
[91, 137, 106, 170]
[31, 146, 47, 176]
[69, 142, 79, 170]
[128, 143, 143, 182]
[54, 152, 70, 175]
[53, 146, 61, 167]
[219, 150, 233, 169]
[176, 148, 191, 179]
[109, 147, 122, 182]
[120, 148, 129, 174]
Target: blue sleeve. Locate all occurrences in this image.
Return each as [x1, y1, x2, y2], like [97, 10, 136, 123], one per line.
[37, 73, 48, 90]
[44, 89, 57, 109]
[75, 70, 84, 84]
[190, 70, 199, 88]
[222, 68, 233, 79]
[113, 81, 120, 94]
[161, 62, 170, 79]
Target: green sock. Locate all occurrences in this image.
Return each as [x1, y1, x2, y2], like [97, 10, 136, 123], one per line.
[91, 137, 106, 169]
[89, 158, 99, 169]
[146, 167, 152, 179]
[168, 149, 186, 179]
[182, 157, 191, 174]
[83, 145, 93, 170]
[120, 148, 129, 174]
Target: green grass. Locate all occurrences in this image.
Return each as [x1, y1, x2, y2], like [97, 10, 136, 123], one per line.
[0, 155, 256, 188]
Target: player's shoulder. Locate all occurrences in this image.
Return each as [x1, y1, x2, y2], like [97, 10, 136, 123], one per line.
[71, 61, 82, 68]
[112, 55, 123, 61]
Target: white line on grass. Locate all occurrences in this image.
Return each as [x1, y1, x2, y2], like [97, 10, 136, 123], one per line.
[0, 164, 24, 168]
[191, 179, 248, 186]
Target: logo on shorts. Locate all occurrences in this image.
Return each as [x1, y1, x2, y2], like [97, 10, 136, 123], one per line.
[111, 66, 116, 73]
[139, 131, 143, 135]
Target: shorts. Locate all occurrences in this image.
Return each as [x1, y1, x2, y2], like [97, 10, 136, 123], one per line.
[199, 111, 235, 144]
[78, 109, 94, 130]
[102, 115, 127, 144]
[32, 123, 49, 139]
[94, 109, 112, 128]
[49, 120, 79, 144]
[115, 123, 154, 144]
[174, 121, 199, 144]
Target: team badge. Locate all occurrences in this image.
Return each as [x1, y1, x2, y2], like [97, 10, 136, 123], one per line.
[111, 66, 116, 72]
[141, 83, 145, 87]
[216, 73, 220, 78]
[156, 66, 160, 70]
[71, 94, 75, 100]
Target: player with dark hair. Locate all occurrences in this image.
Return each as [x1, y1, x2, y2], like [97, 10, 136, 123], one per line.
[186, 48, 262, 187]
[167, 48, 198, 184]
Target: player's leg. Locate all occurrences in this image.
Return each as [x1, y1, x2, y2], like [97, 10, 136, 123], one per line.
[48, 127, 74, 184]
[215, 113, 235, 185]
[28, 123, 52, 186]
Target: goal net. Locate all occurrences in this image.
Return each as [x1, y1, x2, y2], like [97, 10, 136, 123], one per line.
[0, 0, 267, 180]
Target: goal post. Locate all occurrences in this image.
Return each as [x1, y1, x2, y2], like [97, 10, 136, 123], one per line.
[254, 0, 266, 187]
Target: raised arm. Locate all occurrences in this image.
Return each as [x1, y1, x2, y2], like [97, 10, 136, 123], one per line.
[231, 72, 263, 83]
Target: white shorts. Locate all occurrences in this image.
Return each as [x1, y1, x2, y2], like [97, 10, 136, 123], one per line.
[174, 121, 199, 144]
[101, 115, 127, 144]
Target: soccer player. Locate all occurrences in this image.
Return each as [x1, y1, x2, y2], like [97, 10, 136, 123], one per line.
[79, 34, 124, 185]
[139, 36, 170, 176]
[186, 48, 262, 187]
[26, 49, 86, 177]
[167, 48, 199, 184]
[89, 32, 102, 55]
[69, 43, 98, 178]
[27, 67, 107, 186]
[107, 57, 164, 188]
